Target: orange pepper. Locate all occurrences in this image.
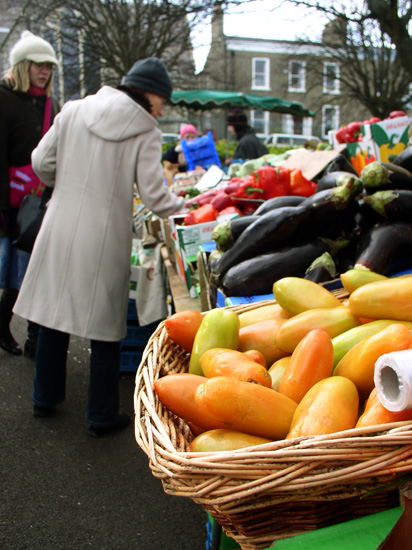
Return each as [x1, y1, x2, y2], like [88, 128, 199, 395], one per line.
[289, 169, 316, 197]
[199, 348, 272, 387]
[278, 328, 334, 403]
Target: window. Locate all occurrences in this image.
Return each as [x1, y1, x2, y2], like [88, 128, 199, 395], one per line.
[288, 60, 305, 92]
[251, 109, 269, 135]
[322, 105, 339, 139]
[252, 58, 270, 90]
[283, 114, 312, 136]
[324, 62, 339, 94]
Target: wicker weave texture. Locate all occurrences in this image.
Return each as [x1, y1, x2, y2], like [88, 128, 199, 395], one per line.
[134, 300, 412, 550]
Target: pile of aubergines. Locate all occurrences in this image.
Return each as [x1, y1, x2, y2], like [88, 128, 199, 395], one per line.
[209, 148, 412, 297]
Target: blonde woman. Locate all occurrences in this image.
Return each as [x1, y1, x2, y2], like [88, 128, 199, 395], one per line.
[0, 30, 59, 357]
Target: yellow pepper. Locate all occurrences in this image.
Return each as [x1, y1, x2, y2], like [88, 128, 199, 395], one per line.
[380, 135, 405, 162]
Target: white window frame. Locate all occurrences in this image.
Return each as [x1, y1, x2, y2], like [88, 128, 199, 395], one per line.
[283, 114, 313, 136]
[322, 105, 340, 139]
[282, 114, 294, 134]
[288, 60, 306, 92]
[252, 57, 270, 91]
[323, 62, 340, 94]
[251, 109, 269, 135]
[302, 117, 313, 136]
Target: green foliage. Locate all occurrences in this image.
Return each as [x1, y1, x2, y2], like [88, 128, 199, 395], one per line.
[162, 143, 173, 156]
[215, 138, 237, 163]
[267, 145, 294, 155]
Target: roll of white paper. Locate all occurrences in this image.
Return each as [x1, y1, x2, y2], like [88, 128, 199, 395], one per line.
[374, 349, 412, 411]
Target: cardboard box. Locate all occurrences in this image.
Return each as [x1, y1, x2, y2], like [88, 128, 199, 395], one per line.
[168, 214, 220, 296]
[329, 116, 411, 174]
[160, 219, 176, 268]
[145, 217, 164, 242]
[169, 214, 220, 259]
[281, 148, 347, 181]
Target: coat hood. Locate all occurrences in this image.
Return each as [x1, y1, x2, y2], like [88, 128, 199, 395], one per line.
[82, 86, 157, 141]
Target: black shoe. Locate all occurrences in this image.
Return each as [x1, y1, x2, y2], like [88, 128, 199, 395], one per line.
[24, 338, 37, 359]
[89, 413, 131, 438]
[0, 334, 22, 355]
[33, 405, 52, 418]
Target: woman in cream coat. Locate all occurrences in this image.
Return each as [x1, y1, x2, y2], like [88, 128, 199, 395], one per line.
[14, 57, 185, 437]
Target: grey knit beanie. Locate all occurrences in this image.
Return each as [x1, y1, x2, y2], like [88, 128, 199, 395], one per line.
[121, 58, 173, 101]
[9, 30, 59, 67]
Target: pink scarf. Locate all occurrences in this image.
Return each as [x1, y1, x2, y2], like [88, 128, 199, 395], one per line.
[27, 86, 48, 97]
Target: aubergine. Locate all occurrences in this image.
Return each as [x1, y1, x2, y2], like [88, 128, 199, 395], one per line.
[360, 161, 412, 191]
[211, 205, 311, 283]
[304, 252, 336, 283]
[253, 195, 306, 216]
[315, 171, 364, 193]
[362, 189, 412, 222]
[207, 247, 225, 273]
[302, 175, 363, 208]
[334, 239, 358, 274]
[392, 145, 412, 173]
[220, 238, 341, 297]
[211, 215, 259, 251]
[322, 154, 358, 177]
[354, 221, 412, 275]
[301, 179, 362, 240]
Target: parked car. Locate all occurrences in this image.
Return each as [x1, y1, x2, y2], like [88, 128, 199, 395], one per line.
[256, 133, 268, 143]
[265, 134, 320, 148]
[162, 133, 179, 145]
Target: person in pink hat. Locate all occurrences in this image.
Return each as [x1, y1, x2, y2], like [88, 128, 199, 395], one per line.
[163, 123, 198, 185]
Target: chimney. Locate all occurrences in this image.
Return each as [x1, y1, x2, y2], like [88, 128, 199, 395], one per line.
[212, 2, 224, 44]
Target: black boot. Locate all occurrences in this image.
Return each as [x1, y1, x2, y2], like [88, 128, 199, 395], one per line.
[24, 321, 39, 359]
[0, 288, 22, 355]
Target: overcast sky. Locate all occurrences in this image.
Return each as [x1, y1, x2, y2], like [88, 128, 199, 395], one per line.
[191, 1, 329, 73]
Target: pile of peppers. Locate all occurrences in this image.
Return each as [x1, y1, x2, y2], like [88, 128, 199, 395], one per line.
[183, 165, 317, 225]
[335, 111, 407, 144]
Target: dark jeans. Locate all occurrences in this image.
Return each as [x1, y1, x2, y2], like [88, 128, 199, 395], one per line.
[32, 325, 121, 427]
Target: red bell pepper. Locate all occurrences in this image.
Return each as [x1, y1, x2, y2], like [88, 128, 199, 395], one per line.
[239, 202, 260, 215]
[234, 176, 264, 200]
[223, 178, 244, 195]
[185, 188, 220, 208]
[346, 121, 363, 141]
[389, 110, 406, 118]
[210, 191, 237, 211]
[335, 121, 363, 143]
[289, 169, 317, 197]
[218, 206, 242, 217]
[184, 203, 219, 225]
[335, 126, 352, 144]
[254, 166, 290, 199]
[364, 116, 381, 125]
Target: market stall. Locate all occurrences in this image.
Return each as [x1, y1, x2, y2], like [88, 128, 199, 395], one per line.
[132, 111, 412, 549]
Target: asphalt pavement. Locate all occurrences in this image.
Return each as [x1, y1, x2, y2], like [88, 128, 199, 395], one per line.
[1, 313, 209, 550]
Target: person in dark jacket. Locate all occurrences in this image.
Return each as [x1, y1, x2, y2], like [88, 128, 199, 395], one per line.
[226, 108, 268, 162]
[0, 30, 59, 357]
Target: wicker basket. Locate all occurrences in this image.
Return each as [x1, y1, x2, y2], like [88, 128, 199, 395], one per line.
[134, 298, 412, 550]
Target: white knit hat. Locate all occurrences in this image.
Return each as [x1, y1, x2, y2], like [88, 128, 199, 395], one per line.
[9, 30, 59, 67]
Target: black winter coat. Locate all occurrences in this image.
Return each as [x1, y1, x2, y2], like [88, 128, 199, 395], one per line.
[233, 127, 268, 161]
[0, 82, 59, 237]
